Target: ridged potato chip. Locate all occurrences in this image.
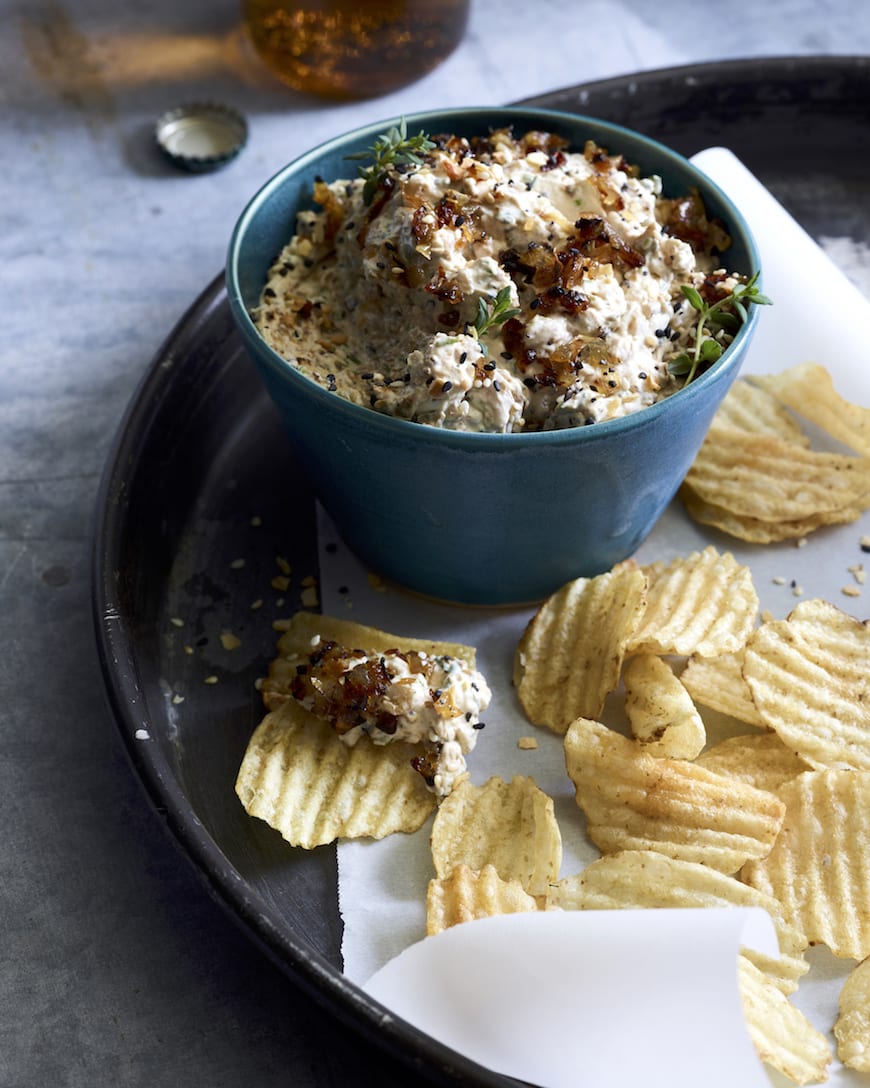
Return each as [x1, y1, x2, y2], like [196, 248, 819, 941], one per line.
[626, 546, 758, 658]
[755, 362, 870, 457]
[834, 955, 870, 1072]
[430, 774, 561, 897]
[426, 864, 540, 936]
[679, 649, 767, 727]
[263, 611, 476, 708]
[623, 654, 706, 759]
[696, 733, 811, 795]
[738, 955, 833, 1085]
[235, 699, 436, 848]
[715, 378, 810, 445]
[680, 486, 864, 544]
[564, 718, 784, 874]
[743, 598, 870, 771]
[514, 567, 647, 734]
[741, 769, 870, 960]
[682, 421, 870, 522]
[549, 850, 808, 993]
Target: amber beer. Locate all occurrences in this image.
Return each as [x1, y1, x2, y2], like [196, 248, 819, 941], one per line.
[243, 0, 469, 98]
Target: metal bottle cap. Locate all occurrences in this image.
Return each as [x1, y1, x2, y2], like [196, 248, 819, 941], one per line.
[155, 103, 248, 173]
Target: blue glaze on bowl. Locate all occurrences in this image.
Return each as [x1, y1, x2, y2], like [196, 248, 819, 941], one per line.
[227, 107, 761, 605]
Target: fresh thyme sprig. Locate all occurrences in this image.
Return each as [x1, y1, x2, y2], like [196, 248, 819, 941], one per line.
[668, 272, 772, 386]
[471, 287, 521, 354]
[347, 118, 435, 204]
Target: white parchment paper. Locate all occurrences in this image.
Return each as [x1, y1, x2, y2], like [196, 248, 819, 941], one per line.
[313, 150, 870, 1087]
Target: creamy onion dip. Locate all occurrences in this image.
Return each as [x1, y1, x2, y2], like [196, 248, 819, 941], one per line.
[288, 637, 491, 797]
[255, 127, 743, 433]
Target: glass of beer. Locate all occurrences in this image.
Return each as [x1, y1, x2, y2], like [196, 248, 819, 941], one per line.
[242, 0, 470, 98]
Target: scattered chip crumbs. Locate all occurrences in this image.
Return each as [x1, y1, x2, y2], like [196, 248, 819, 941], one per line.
[171, 693, 185, 705]
[183, 645, 194, 655]
[275, 598, 285, 608]
[254, 677, 263, 691]
[220, 632, 242, 651]
[250, 598, 264, 610]
[169, 617, 184, 628]
[135, 728, 149, 740]
[204, 675, 219, 685]
[792, 583, 804, 597]
[861, 534, 870, 553]
[271, 575, 291, 591]
[300, 586, 319, 607]
[276, 556, 291, 575]
[368, 572, 386, 592]
[843, 585, 861, 598]
[849, 564, 866, 584]
[301, 574, 317, 587]
[795, 537, 808, 548]
[230, 558, 246, 570]
[772, 576, 786, 585]
[250, 515, 262, 527]
[517, 736, 538, 750]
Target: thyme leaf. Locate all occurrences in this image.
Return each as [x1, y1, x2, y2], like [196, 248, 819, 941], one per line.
[471, 287, 521, 354]
[669, 272, 772, 386]
[347, 118, 435, 204]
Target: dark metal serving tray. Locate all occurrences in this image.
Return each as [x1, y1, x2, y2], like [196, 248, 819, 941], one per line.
[93, 56, 870, 1086]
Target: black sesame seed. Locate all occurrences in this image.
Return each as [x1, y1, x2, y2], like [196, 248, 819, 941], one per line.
[493, 380, 501, 391]
[484, 360, 496, 371]
[361, 371, 374, 380]
[455, 215, 465, 227]
[459, 352, 468, 364]
[500, 351, 513, 360]
[295, 664, 308, 674]
[441, 380, 453, 393]
[472, 721, 486, 730]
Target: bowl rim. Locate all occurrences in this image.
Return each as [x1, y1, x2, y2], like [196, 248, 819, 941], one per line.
[226, 104, 762, 449]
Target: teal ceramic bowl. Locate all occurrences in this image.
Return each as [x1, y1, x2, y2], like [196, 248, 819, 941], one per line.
[227, 107, 761, 606]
